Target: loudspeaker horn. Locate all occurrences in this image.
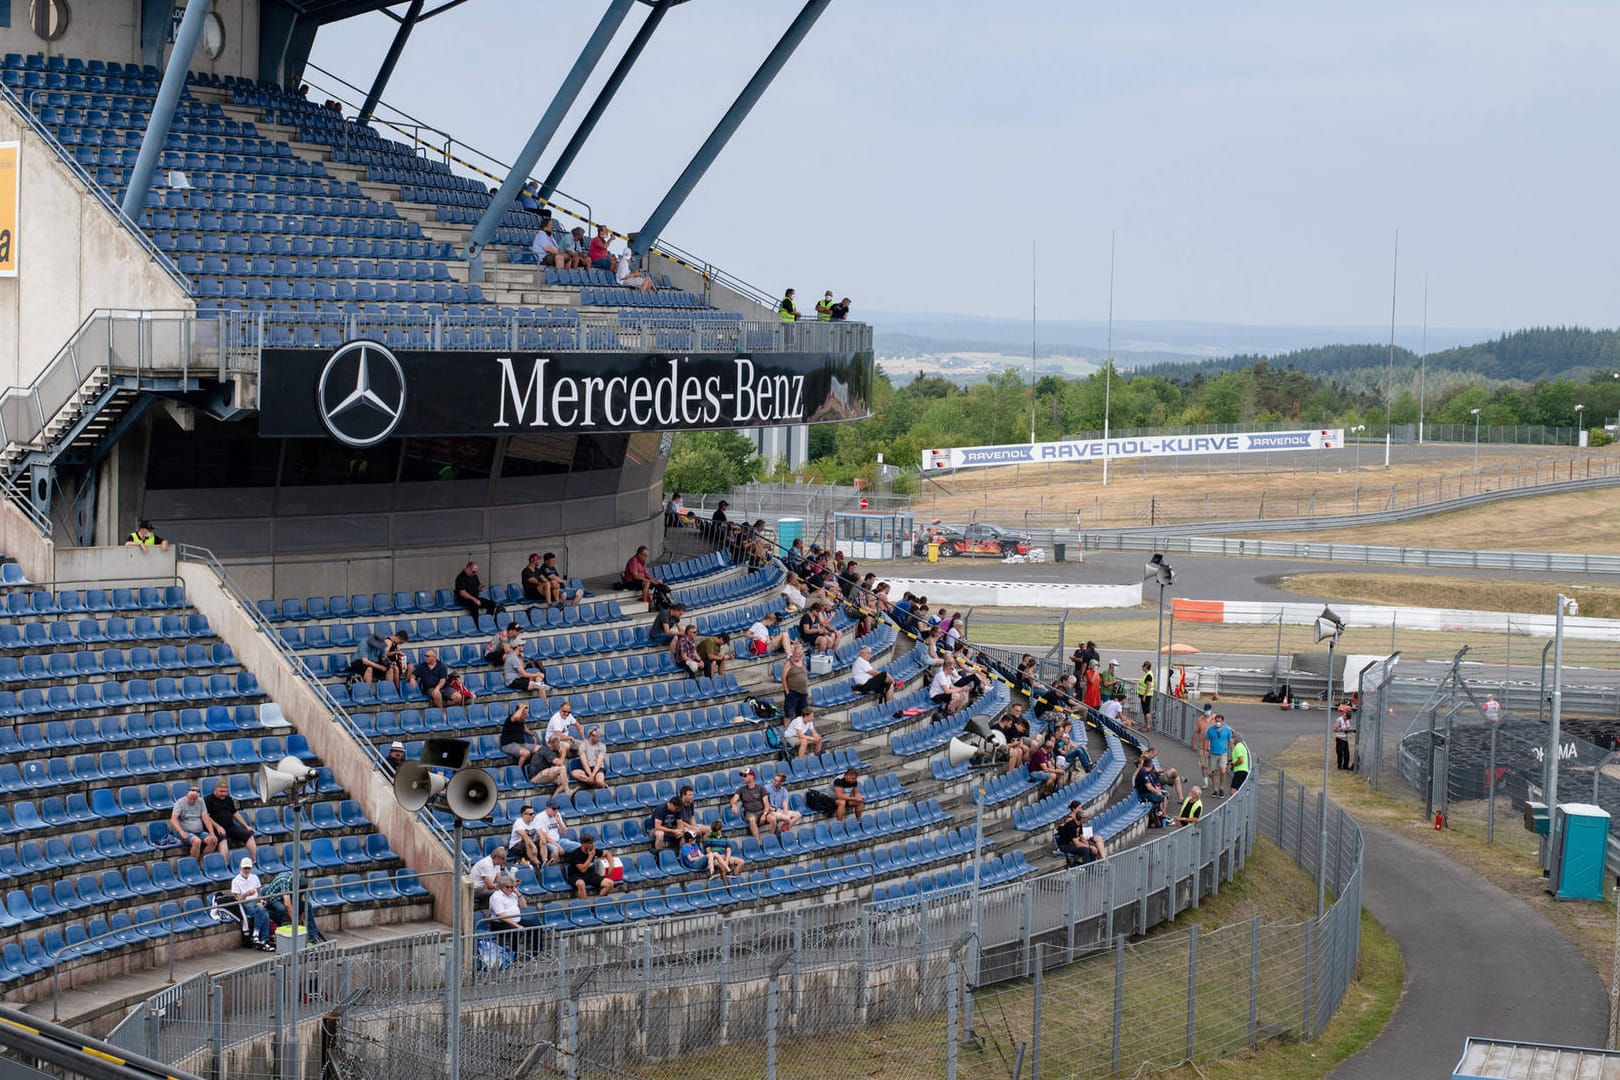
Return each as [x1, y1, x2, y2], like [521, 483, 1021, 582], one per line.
[947, 737, 980, 769]
[255, 763, 296, 802]
[275, 755, 315, 783]
[961, 715, 993, 742]
[394, 762, 448, 812]
[446, 767, 498, 821]
[420, 738, 471, 771]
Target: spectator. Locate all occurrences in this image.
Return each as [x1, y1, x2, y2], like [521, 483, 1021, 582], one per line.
[503, 639, 547, 692]
[568, 225, 590, 265]
[929, 655, 970, 715]
[649, 602, 684, 647]
[1100, 658, 1124, 699]
[519, 179, 541, 211]
[672, 625, 703, 677]
[1230, 732, 1251, 792]
[696, 632, 731, 678]
[992, 710, 1032, 772]
[563, 834, 613, 899]
[1015, 654, 1039, 693]
[1134, 755, 1166, 825]
[470, 846, 506, 906]
[659, 785, 711, 845]
[678, 831, 710, 873]
[1137, 662, 1156, 731]
[1071, 640, 1100, 680]
[552, 218, 589, 270]
[1205, 715, 1233, 797]
[830, 297, 851, 321]
[205, 777, 257, 861]
[1099, 692, 1125, 728]
[499, 703, 538, 769]
[488, 875, 544, 953]
[538, 799, 580, 862]
[1082, 662, 1103, 711]
[509, 804, 546, 867]
[587, 225, 616, 272]
[537, 552, 583, 607]
[746, 612, 790, 656]
[485, 622, 523, 666]
[382, 741, 407, 777]
[782, 572, 808, 611]
[261, 868, 324, 945]
[1175, 787, 1204, 826]
[1145, 745, 1185, 804]
[349, 628, 408, 687]
[831, 767, 865, 823]
[780, 644, 811, 721]
[455, 561, 502, 618]
[530, 223, 567, 268]
[616, 248, 656, 291]
[571, 726, 608, 790]
[703, 821, 745, 880]
[778, 288, 800, 321]
[622, 545, 665, 606]
[708, 500, 731, 545]
[169, 786, 219, 858]
[231, 858, 276, 951]
[1027, 737, 1060, 797]
[1054, 802, 1105, 865]
[784, 707, 823, 760]
[1052, 717, 1094, 774]
[764, 772, 803, 832]
[413, 648, 464, 709]
[815, 290, 835, 320]
[798, 602, 837, 654]
[519, 552, 548, 604]
[125, 520, 170, 551]
[1333, 705, 1353, 771]
[665, 492, 688, 528]
[525, 740, 569, 794]
[545, 699, 583, 753]
[850, 645, 893, 702]
[730, 767, 771, 842]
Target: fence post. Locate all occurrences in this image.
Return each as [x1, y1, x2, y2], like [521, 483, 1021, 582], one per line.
[1021, 886, 1034, 976]
[1031, 942, 1043, 1080]
[1302, 918, 1315, 1039]
[946, 957, 960, 1080]
[209, 981, 223, 1080]
[1111, 934, 1125, 1075]
[1137, 846, 1150, 936]
[718, 920, 732, 1043]
[638, 931, 652, 1058]
[1186, 924, 1198, 1062]
[565, 993, 580, 1080]
[1105, 859, 1116, 941]
[145, 1007, 163, 1069]
[857, 915, 871, 1025]
[1065, 870, 1078, 952]
[1248, 915, 1261, 1047]
[766, 975, 779, 1080]
[270, 958, 283, 1080]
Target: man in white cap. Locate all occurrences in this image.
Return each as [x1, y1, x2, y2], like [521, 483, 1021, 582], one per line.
[231, 857, 275, 951]
[383, 741, 407, 777]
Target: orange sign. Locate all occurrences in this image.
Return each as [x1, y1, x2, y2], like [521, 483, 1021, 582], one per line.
[0, 141, 16, 278]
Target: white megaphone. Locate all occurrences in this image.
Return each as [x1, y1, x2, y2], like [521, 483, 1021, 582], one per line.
[394, 762, 449, 812]
[947, 737, 980, 768]
[446, 767, 498, 821]
[256, 753, 315, 802]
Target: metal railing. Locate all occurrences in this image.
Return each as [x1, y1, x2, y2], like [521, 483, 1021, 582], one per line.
[1080, 531, 1620, 575]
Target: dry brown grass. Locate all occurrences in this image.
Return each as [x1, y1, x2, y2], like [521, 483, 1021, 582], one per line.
[1286, 573, 1620, 620]
[1247, 484, 1620, 554]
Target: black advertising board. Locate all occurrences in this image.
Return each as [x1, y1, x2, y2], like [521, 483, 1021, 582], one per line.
[258, 344, 875, 447]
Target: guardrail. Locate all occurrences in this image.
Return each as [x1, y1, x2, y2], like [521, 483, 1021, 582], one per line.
[1080, 530, 1620, 574]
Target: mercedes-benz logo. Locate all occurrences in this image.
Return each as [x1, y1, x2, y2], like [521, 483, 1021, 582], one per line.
[317, 341, 406, 448]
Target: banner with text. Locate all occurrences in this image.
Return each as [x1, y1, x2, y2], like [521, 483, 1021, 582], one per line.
[0, 141, 17, 278]
[922, 428, 1343, 471]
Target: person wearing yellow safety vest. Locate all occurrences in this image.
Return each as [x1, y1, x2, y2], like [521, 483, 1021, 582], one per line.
[778, 289, 800, 322]
[1229, 735, 1251, 793]
[1136, 662, 1155, 731]
[814, 291, 835, 320]
[1175, 786, 1204, 826]
[124, 520, 169, 552]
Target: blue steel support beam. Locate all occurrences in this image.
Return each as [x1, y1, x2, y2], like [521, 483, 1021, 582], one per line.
[538, 0, 672, 201]
[464, 0, 635, 277]
[633, 0, 832, 258]
[357, 0, 426, 126]
[120, 0, 215, 223]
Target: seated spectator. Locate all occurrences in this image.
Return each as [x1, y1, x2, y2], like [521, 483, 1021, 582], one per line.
[1134, 756, 1167, 825]
[678, 832, 711, 873]
[545, 700, 583, 754]
[991, 710, 1032, 772]
[622, 545, 665, 606]
[485, 622, 522, 666]
[799, 603, 837, 654]
[519, 552, 548, 604]
[784, 708, 823, 760]
[262, 869, 325, 945]
[170, 786, 219, 859]
[349, 628, 408, 687]
[730, 767, 771, 842]
[488, 875, 543, 953]
[746, 612, 791, 656]
[616, 249, 656, 291]
[649, 602, 684, 647]
[568, 225, 590, 264]
[499, 703, 538, 769]
[508, 804, 547, 867]
[571, 726, 608, 789]
[1175, 787, 1205, 827]
[703, 821, 745, 880]
[782, 573, 809, 611]
[531, 223, 567, 268]
[413, 648, 464, 709]
[1052, 718, 1094, 775]
[764, 772, 803, 832]
[1027, 737, 1061, 797]
[697, 632, 730, 678]
[942, 612, 966, 651]
[536, 551, 583, 607]
[587, 225, 617, 272]
[1099, 693, 1125, 727]
[230, 858, 275, 951]
[525, 741, 568, 793]
[503, 639, 547, 692]
[929, 655, 970, 715]
[519, 180, 541, 212]
[563, 834, 613, 899]
[652, 785, 709, 852]
[671, 625, 703, 678]
[206, 777, 257, 861]
[551, 219, 589, 270]
[538, 799, 580, 862]
[1054, 801, 1106, 865]
[454, 561, 502, 617]
[470, 846, 506, 906]
[850, 645, 894, 702]
[125, 520, 170, 551]
[665, 491, 689, 528]
[1014, 654, 1038, 693]
[382, 741, 408, 777]
[831, 768, 865, 823]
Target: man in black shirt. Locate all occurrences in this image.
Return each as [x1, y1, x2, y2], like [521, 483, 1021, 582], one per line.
[525, 740, 568, 794]
[499, 703, 537, 769]
[412, 648, 464, 710]
[205, 777, 257, 861]
[519, 553, 547, 604]
[454, 561, 501, 617]
[652, 784, 708, 851]
[382, 741, 407, 777]
[649, 603, 684, 647]
[831, 768, 864, 824]
[563, 834, 613, 899]
[539, 552, 582, 608]
[1054, 801, 1106, 865]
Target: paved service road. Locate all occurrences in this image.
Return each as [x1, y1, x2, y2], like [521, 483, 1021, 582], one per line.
[1205, 706, 1610, 1076]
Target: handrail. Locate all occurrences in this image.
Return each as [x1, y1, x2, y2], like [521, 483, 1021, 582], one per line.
[0, 79, 193, 295]
[173, 545, 459, 860]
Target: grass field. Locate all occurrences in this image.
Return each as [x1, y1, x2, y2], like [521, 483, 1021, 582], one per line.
[1284, 572, 1620, 620]
[668, 839, 1402, 1080]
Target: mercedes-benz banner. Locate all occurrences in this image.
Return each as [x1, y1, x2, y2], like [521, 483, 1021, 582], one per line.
[259, 343, 874, 447]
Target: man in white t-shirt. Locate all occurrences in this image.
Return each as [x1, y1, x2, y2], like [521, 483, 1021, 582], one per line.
[536, 798, 580, 862]
[764, 771, 803, 832]
[1482, 695, 1501, 724]
[1099, 694, 1124, 725]
[784, 709, 823, 760]
[929, 655, 969, 714]
[230, 858, 275, 950]
[545, 700, 583, 752]
[487, 875, 542, 953]
[508, 804, 547, 867]
[615, 246, 656, 292]
[747, 612, 791, 657]
[470, 847, 506, 906]
[850, 645, 894, 702]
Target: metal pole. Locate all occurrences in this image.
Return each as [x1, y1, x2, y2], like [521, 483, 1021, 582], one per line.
[449, 819, 465, 1080]
[766, 976, 779, 1079]
[1031, 942, 1042, 1080]
[1154, 581, 1166, 730]
[1547, 595, 1568, 873]
[464, 0, 636, 272]
[633, 0, 834, 257]
[1610, 880, 1620, 1049]
[1317, 635, 1336, 919]
[356, 0, 426, 125]
[121, 0, 216, 221]
[966, 790, 984, 1030]
[286, 802, 301, 1080]
[1102, 233, 1115, 486]
[946, 958, 960, 1080]
[1487, 722, 1499, 845]
[1539, 639, 1554, 726]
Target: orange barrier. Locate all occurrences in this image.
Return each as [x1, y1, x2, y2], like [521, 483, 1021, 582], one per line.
[1171, 599, 1226, 623]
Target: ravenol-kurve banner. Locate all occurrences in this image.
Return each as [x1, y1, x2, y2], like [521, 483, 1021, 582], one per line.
[0, 141, 17, 278]
[922, 429, 1344, 470]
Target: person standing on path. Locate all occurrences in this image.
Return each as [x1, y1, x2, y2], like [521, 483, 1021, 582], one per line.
[1194, 704, 1214, 784]
[1204, 715, 1233, 796]
[1228, 734, 1250, 792]
[1137, 662, 1156, 731]
[1334, 706, 1354, 770]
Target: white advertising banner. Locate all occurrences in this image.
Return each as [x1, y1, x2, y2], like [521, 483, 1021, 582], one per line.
[922, 428, 1344, 471]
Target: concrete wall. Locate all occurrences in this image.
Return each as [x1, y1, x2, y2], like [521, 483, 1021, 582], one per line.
[176, 558, 456, 922]
[0, 493, 52, 582]
[51, 542, 174, 586]
[881, 576, 1147, 610]
[0, 0, 260, 78]
[0, 98, 191, 393]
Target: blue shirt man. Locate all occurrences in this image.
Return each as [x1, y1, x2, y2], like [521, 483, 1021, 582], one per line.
[1204, 719, 1232, 758]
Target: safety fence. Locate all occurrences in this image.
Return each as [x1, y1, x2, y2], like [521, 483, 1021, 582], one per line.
[1082, 530, 1620, 574]
[1056, 420, 1582, 448]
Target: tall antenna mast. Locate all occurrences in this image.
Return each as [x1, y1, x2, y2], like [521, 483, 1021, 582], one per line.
[1384, 230, 1398, 468]
[1103, 230, 1116, 486]
[1419, 275, 1428, 445]
[1030, 242, 1038, 444]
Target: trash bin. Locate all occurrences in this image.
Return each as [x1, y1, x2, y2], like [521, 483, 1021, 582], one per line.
[927, 542, 940, 563]
[1054, 542, 1067, 562]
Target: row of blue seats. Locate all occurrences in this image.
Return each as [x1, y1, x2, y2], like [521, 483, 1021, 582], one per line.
[366, 164, 485, 194]
[617, 309, 748, 326]
[177, 255, 454, 281]
[149, 227, 451, 259]
[3, 70, 162, 93]
[0, 585, 186, 614]
[670, 564, 783, 611]
[885, 683, 1013, 755]
[342, 668, 742, 709]
[319, 624, 657, 674]
[86, 167, 345, 197]
[869, 853, 1039, 912]
[540, 267, 618, 287]
[1012, 731, 1127, 831]
[435, 203, 548, 231]
[258, 587, 601, 624]
[329, 143, 456, 171]
[0, 643, 235, 682]
[8, 613, 215, 644]
[238, 320, 746, 351]
[194, 278, 483, 304]
[353, 699, 751, 744]
[397, 183, 500, 210]
[0, 767, 341, 834]
[280, 611, 618, 656]
[0, 673, 262, 719]
[5, 53, 157, 74]
[0, 705, 278, 753]
[0, 801, 370, 882]
[1, 735, 315, 792]
[580, 287, 709, 310]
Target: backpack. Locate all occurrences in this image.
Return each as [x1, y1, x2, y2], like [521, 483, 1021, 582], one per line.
[763, 726, 783, 750]
[749, 696, 779, 720]
[804, 789, 838, 815]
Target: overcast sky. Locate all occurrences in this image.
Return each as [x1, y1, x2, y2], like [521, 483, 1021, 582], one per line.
[308, 0, 1620, 333]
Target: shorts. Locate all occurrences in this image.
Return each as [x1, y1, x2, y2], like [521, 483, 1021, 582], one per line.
[749, 639, 768, 656]
[1230, 770, 1248, 791]
[221, 819, 254, 844]
[566, 866, 604, 890]
[501, 742, 530, 758]
[591, 257, 614, 270]
[1208, 753, 1229, 772]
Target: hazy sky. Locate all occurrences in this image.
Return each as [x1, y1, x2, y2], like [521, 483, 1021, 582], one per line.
[309, 1, 1620, 333]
